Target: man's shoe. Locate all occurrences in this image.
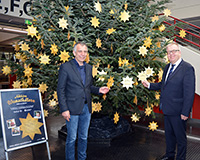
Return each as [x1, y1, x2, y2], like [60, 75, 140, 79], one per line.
[156, 155, 174, 160]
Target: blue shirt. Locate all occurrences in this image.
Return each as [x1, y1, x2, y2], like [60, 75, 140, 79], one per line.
[73, 59, 86, 85]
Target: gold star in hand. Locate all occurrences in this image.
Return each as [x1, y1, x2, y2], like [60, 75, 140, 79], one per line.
[59, 50, 70, 62]
[58, 17, 68, 30]
[106, 28, 116, 35]
[19, 113, 43, 140]
[96, 38, 102, 48]
[113, 112, 119, 124]
[179, 29, 186, 38]
[26, 24, 38, 38]
[148, 121, 158, 131]
[39, 82, 48, 93]
[2, 65, 11, 75]
[90, 16, 100, 28]
[94, 1, 102, 13]
[119, 10, 131, 22]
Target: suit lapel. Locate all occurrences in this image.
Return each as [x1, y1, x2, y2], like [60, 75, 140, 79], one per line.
[167, 60, 184, 81]
[85, 64, 91, 86]
[70, 60, 84, 86]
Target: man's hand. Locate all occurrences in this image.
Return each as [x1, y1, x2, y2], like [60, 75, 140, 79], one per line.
[62, 110, 70, 121]
[99, 87, 110, 94]
[181, 114, 188, 121]
[142, 80, 150, 88]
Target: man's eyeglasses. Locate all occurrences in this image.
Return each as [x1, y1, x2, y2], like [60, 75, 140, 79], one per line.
[167, 50, 179, 54]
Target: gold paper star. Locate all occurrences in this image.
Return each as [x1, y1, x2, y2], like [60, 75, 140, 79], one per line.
[122, 58, 129, 66]
[131, 113, 140, 123]
[152, 15, 159, 22]
[133, 95, 137, 105]
[124, 3, 128, 10]
[158, 68, 163, 82]
[159, 24, 165, 32]
[15, 52, 21, 59]
[20, 42, 30, 51]
[27, 77, 32, 86]
[163, 9, 171, 17]
[118, 57, 123, 67]
[121, 76, 134, 89]
[106, 28, 116, 35]
[109, 9, 114, 15]
[50, 43, 58, 55]
[40, 54, 50, 64]
[144, 36, 152, 48]
[113, 112, 119, 124]
[14, 43, 20, 51]
[145, 107, 152, 116]
[92, 65, 98, 77]
[53, 91, 58, 101]
[39, 82, 48, 93]
[95, 102, 102, 112]
[19, 113, 43, 140]
[145, 66, 154, 77]
[119, 10, 131, 22]
[26, 24, 38, 38]
[155, 92, 160, 100]
[24, 66, 33, 77]
[90, 16, 100, 28]
[96, 38, 102, 48]
[58, 17, 68, 30]
[137, 71, 147, 81]
[49, 99, 57, 107]
[12, 80, 21, 89]
[65, 6, 69, 12]
[138, 46, 148, 56]
[2, 65, 11, 75]
[41, 40, 45, 49]
[107, 76, 114, 88]
[148, 121, 158, 131]
[94, 1, 102, 13]
[179, 29, 186, 38]
[22, 80, 28, 88]
[85, 53, 90, 63]
[44, 109, 49, 117]
[59, 50, 70, 62]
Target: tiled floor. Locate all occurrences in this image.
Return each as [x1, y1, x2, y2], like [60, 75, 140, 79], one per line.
[1, 114, 200, 160]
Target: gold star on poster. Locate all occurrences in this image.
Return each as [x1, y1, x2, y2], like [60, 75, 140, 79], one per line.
[24, 66, 33, 77]
[59, 50, 70, 62]
[19, 113, 43, 140]
[39, 82, 48, 93]
[131, 113, 140, 123]
[58, 17, 68, 30]
[137, 71, 147, 81]
[50, 43, 58, 55]
[96, 38, 102, 48]
[107, 76, 114, 88]
[145, 66, 154, 78]
[113, 112, 119, 124]
[144, 36, 152, 48]
[119, 10, 130, 22]
[179, 29, 186, 38]
[145, 107, 152, 116]
[92, 65, 98, 77]
[151, 15, 159, 22]
[49, 99, 57, 107]
[121, 76, 134, 89]
[90, 16, 100, 28]
[20, 42, 30, 51]
[163, 9, 171, 17]
[148, 121, 158, 131]
[40, 54, 50, 64]
[159, 24, 165, 32]
[2, 65, 11, 75]
[94, 1, 102, 13]
[12, 80, 21, 89]
[106, 28, 116, 35]
[26, 25, 38, 38]
[138, 46, 148, 56]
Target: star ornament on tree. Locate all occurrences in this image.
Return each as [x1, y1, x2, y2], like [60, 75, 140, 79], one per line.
[131, 113, 140, 123]
[90, 16, 100, 28]
[12, 80, 21, 89]
[159, 24, 165, 32]
[26, 24, 38, 38]
[179, 29, 186, 38]
[19, 113, 43, 140]
[49, 99, 57, 107]
[94, 1, 102, 13]
[151, 15, 159, 22]
[39, 82, 48, 93]
[2, 65, 11, 75]
[137, 71, 147, 81]
[107, 76, 114, 88]
[96, 38, 102, 48]
[24, 66, 33, 77]
[59, 50, 70, 62]
[106, 28, 116, 35]
[145, 107, 152, 116]
[20, 42, 30, 51]
[39, 54, 50, 64]
[163, 8, 171, 17]
[144, 36, 152, 48]
[50, 43, 58, 55]
[138, 46, 148, 56]
[119, 10, 131, 22]
[58, 17, 68, 30]
[121, 76, 134, 89]
[92, 65, 98, 77]
[148, 121, 158, 131]
[145, 66, 154, 78]
[113, 112, 119, 124]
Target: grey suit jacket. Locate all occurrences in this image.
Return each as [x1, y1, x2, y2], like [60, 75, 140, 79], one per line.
[57, 60, 100, 115]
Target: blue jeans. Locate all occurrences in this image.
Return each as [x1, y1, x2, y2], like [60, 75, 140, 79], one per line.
[65, 104, 91, 160]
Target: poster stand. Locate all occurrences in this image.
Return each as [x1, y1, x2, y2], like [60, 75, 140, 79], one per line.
[0, 88, 51, 160]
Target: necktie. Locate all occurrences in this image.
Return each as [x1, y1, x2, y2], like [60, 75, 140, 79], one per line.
[166, 64, 175, 81]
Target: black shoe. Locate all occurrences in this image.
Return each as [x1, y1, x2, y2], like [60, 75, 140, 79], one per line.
[156, 155, 174, 160]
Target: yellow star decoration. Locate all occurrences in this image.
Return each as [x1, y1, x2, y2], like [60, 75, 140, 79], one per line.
[24, 66, 33, 77]
[14, 43, 20, 51]
[119, 10, 131, 22]
[144, 36, 152, 48]
[131, 113, 140, 123]
[137, 71, 147, 81]
[20, 42, 30, 51]
[92, 65, 98, 77]
[85, 53, 90, 63]
[15, 52, 21, 59]
[122, 58, 129, 66]
[27, 77, 32, 86]
[145, 66, 154, 78]
[92, 102, 102, 113]
[94, 1, 102, 13]
[179, 29, 186, 38]
[102, 94, 106, 100]
[163, 9, 171, 17]
[107, 76, 114, 88]
[148, 121, 158, 131]
[39, 54, 50, 65]
[26, 24, 38, 38]
[2, 65, 11, 75]
[156, 41, 161, 48]
[64, 6, 70, 15]
[50, 43, 58, 55]
[109, 9, 114, 15]
[41, 39, 45, 49]
[36, 34, 41, 41]
[49, 99, 57, 107]
[121, 76, 134, 89]
[22, 80, 28, 88]
[133, 95, 137, 105]
[158, 68, 163, 82]
[138, 46, 148, 56]
[155, 92, 160, 100]
[58, 17, 68, 30]
[39, 82, 48, 93]
[19, 113, 43, 140]
[113, 112, 119, 124]
[159, 24, 165, 32]
[145, 107, 152, 116]
[53, 91, 58, 101]
[118, 57, 123, 67]
[151, 15, 159, 22]
[124, 3, 128, 10]
[44, 109, 49, 117]
[106, 28, 116, 35]
[96, 38, 102, 48]
[90, 16, 100, 28]
[59, 50, 70, 62]
[12, 80, 21, 89]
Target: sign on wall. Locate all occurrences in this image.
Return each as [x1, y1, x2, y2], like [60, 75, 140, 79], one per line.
[0, 0, 32, 19]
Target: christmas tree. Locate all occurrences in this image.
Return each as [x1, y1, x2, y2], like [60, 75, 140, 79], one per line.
[2, 0, 181, 130]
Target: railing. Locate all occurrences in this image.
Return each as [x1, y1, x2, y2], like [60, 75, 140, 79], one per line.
[160, 14, 200, 50]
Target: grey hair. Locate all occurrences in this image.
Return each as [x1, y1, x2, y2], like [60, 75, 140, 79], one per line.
[73, 41, 88, 52]
[166, 41, 181, 52]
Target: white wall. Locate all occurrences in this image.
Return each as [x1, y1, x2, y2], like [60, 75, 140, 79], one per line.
[180, 46, 200, 95]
